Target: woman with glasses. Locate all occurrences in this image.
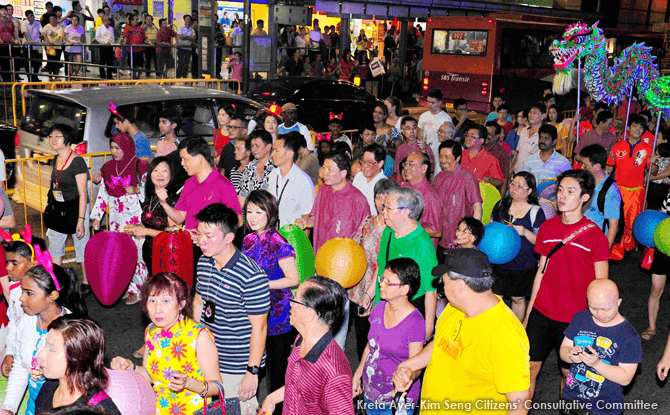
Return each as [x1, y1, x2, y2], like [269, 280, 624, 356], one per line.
[351, 179, 400, 360]
[45, 124, 90, 290]
[490, 171, 546, 321]
[352, 258, 425, 415]
[241, 190, 299, 415]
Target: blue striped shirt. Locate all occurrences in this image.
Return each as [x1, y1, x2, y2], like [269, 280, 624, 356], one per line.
[196, 249, 270, 374]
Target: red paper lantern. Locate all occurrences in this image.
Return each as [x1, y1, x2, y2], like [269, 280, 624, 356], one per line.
[152, 230, 194, 286]
[85, 232, 137, 306]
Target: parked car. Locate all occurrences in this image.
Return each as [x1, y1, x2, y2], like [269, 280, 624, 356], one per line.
[16, 85, 264, 211]
[247, 77, 383, 132]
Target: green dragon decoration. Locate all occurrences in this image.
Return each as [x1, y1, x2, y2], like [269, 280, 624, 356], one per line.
[550, 21, 670, 118]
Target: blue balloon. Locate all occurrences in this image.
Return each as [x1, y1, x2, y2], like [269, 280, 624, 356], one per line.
[479, 222, 522, 265]
[633, 210, 669, 248]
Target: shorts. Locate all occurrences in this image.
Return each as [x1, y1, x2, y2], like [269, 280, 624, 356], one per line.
[527, 308, 570, 363]
[491, 265, 536, 297]
[46, 207, 90, 263]
[650, 249, 670, 275]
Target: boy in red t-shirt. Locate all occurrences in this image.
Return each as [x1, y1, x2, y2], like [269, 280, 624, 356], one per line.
[606, 114, 653, 260]
[524, 169, 610, 400]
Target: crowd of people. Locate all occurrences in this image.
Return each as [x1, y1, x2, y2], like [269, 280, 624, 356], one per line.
[0, 81, 667, 415]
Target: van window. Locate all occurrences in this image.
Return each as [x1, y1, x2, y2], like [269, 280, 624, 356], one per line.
[105, 100, 218, 139]
[431, 29, 488, 56]
[20, 96, 87, 142]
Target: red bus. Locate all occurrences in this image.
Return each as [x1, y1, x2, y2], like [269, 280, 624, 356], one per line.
[421, 16, 664, 112]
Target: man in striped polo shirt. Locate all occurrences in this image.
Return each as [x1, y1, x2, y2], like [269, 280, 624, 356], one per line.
[193, 203, 270, 413]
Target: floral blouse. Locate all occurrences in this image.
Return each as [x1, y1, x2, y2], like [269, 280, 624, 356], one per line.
[351, 215, 385, 307]
[243, 228, 296, 335]
[237, 157, 274, 198]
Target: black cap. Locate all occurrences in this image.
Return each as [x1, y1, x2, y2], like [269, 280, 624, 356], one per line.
[431, 248, 492, 279]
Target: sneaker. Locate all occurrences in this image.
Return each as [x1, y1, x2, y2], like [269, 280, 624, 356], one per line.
[126, 293, 140, 305]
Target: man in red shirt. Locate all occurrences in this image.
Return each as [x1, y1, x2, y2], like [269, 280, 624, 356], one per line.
[606, 114, 654, 260]
[524, 169, 610, 400]
[260, 276, 353, 415]
[156, 18, 176, 78]
[461, 124, 504, 189]
[0, 5, 19, 82]
[122, 14, 146, 79]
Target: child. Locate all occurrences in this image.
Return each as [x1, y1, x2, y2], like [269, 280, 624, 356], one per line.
[446, 216, 484, 251]
[560, 279, 641, 414]
[111, 106, 153, 160]
[0, 227, 46, 378]
[91, 133, 149, 304]
[313, 53, 324, 77]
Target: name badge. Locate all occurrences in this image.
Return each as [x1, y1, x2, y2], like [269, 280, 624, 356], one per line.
[53, 190, 65, 202]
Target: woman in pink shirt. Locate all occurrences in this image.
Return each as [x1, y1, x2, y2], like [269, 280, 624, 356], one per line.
[339, 49, 355, 81]
[229, 51, 242, 82]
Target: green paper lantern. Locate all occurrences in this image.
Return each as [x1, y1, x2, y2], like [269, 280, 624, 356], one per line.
[653, 217, 670, 256]
[278, 224, 316, 284]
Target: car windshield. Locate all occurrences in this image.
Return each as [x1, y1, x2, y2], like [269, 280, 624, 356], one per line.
[20, 96, 87, 142]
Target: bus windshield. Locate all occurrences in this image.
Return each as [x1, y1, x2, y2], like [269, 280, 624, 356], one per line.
[432, 30, 488, 56]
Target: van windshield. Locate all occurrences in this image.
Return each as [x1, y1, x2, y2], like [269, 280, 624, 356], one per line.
[20, 96, 87, 143]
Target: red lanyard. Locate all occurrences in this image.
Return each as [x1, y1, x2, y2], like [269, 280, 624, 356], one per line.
[54, 151, 74, 188]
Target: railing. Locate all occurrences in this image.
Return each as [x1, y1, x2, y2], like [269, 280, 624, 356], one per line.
[1, 41, 232, 83]
[7, 78, 240, 127]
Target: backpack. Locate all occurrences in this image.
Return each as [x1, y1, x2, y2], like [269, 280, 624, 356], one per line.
[597, 175, 625, 238]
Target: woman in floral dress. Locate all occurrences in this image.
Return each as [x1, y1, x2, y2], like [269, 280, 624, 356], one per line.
[91, 132, 149, 304]
[111, 272, 222, 415]
[242, 190, 299, 415]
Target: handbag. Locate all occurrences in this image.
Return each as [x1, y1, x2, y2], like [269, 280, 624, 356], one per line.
[193, 381, 242, 415]
[43, 186, 79, 235]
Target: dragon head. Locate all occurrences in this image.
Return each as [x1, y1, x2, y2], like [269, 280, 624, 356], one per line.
[550, 21, 605, 94]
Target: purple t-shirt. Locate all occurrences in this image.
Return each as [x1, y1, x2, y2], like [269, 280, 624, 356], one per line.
[242, 228, 296, 335]
[310, 181, 370, 253]
[364, 302, 425, 406]
[175, 169, 242, 229]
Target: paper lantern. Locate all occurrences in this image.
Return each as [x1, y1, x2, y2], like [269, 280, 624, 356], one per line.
[654, 217, 670, 256]
[315, 238, 366, 289]
[106, 369, 156, 415]
[633, 210, 668, 248]
[278, 224, 315, 283]
[85, 231, 137, 306]
[479, 182, 501, 225]
[479, 222, 521, 265]
[153, 230, 194, 286]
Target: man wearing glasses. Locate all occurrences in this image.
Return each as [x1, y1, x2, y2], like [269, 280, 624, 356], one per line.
[277, 102, 314, 151]
[352, 144, 387, 215]
[217, 115, 248, 180]
[400, 152, 442, 249]
[376, 187, 437, 341]
[461, 124, 504, 189]
[394, 117, 435, 178]
[261, 276, 354, 415]
[393, 249, 531, 415]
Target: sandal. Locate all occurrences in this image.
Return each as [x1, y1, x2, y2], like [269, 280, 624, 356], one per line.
[641, 329, 657, 340]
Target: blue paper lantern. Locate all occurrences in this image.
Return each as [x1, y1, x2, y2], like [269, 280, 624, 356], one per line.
[633, 210, 668, 248]
[479, 222, 521, 265]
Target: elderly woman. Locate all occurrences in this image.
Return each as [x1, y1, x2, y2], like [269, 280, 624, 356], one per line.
[353, 258, 425, 415]
[242, 190, 299, 413]
[111, 272, 222, 415]
[351, 179, 401, 360]
[34, 318, 121, 414]
[261, 276, 354, 415]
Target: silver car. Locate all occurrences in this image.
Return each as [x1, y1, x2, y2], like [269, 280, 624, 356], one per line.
[16, 85, 264, 211]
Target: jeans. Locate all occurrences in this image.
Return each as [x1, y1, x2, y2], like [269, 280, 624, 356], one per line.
[144, 47, 157, 76]
[176, 48, 191, 78]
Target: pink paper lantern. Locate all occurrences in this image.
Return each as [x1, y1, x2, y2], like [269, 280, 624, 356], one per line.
[105, 369, 156, 415]
[85, 231, 137, 305]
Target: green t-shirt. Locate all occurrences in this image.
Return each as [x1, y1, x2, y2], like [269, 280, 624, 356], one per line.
[376, 225, 438, 304]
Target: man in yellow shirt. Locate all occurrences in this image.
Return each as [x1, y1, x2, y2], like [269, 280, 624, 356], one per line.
[393, 249, 531, 414]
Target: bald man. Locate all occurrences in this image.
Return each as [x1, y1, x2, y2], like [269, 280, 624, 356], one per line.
[559, 280, 641, 415]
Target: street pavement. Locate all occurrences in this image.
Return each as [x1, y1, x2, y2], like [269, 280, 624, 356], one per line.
[7, 196, 670, 414]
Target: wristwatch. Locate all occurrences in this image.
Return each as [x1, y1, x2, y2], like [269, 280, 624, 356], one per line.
[247, 365, 260, 375]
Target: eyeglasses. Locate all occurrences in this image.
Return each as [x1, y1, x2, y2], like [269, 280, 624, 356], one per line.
[509, 182, 530, 190]
[361, 160, 378, 166]
[405, 162, 424, 168]
[377, 275, 403, 287]
[226, 125, 245, 130]
[48, 134, 64, 139]
[289, 298, 309, 308]
[380, 203, 405, 211]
